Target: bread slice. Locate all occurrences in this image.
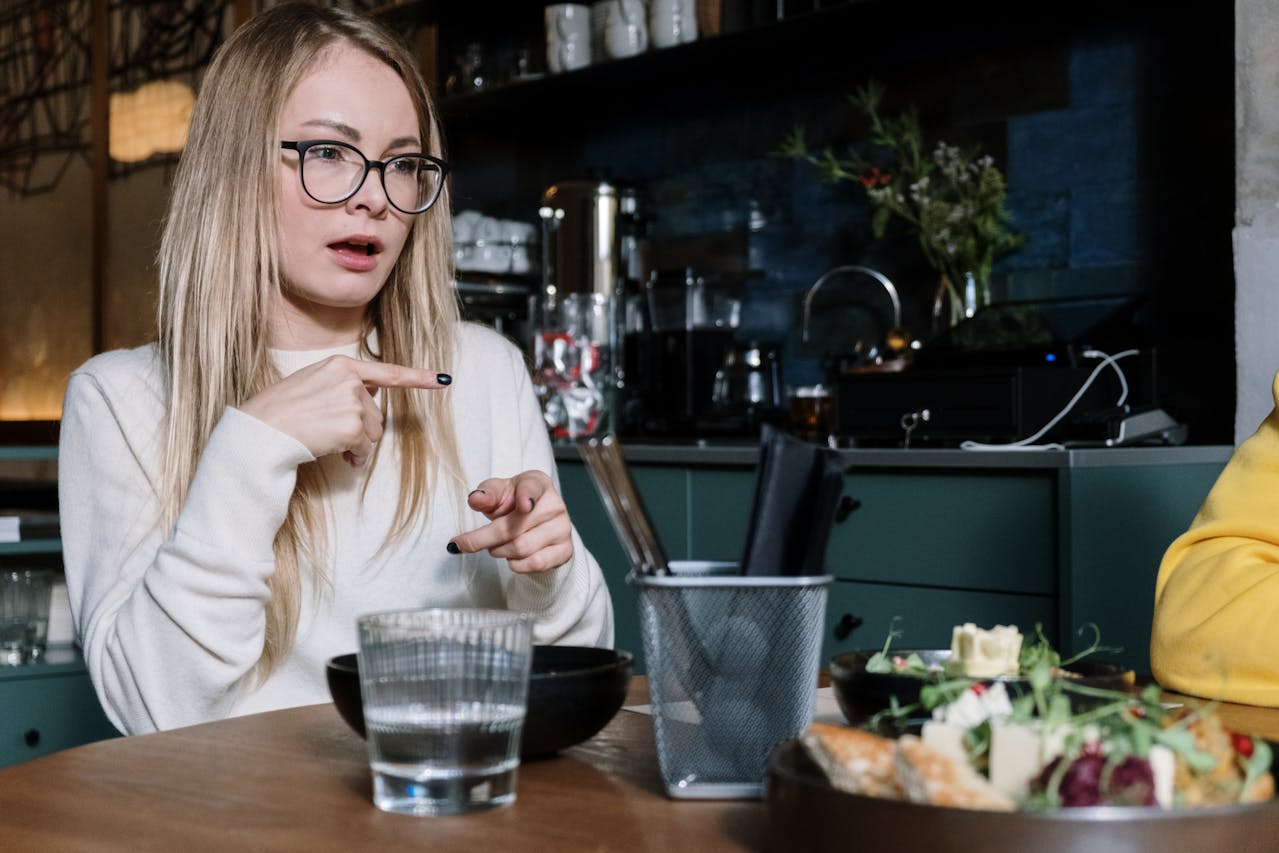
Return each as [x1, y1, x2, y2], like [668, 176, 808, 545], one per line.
[799, 722, 903, 799]
[894, 734, 1015, 811]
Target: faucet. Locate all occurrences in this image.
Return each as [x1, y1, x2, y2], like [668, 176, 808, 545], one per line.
[800, 265, 902, 344]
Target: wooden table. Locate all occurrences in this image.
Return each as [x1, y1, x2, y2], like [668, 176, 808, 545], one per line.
[0, 678, 761, 851]
[3, 677, 1279, 852]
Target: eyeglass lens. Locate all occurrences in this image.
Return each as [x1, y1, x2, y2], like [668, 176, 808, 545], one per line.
[299, 142, 442, 213]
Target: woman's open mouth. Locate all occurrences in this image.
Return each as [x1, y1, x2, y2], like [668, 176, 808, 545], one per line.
[328, 238, 382, 271]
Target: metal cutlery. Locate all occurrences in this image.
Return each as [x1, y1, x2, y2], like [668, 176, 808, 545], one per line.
[578, 435, 669, 575]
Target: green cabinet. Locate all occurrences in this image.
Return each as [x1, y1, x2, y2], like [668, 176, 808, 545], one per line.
[1055, 461, 1230, 667]
[0, 646, 119, 767]
[824, 582, 1057, 671]
[827, 471, 1055, 594]
[557, 446, 1230, 676]
[0, 447, 119, 768]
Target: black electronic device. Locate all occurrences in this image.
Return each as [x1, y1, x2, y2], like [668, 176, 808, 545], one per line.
[911, 294, 1145, 370]
[833, 295, 1162, 446]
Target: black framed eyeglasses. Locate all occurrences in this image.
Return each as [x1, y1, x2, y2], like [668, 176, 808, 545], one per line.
[280, 140, 448, 215]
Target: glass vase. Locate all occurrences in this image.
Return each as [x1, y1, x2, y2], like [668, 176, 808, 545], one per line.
[932, 271, 990, 333]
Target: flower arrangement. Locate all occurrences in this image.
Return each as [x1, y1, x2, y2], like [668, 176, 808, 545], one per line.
[779, 81, 1027, 326]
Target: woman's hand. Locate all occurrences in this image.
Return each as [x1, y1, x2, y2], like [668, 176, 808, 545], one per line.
[238, 355, 451, 466]
[448, 471, 573, 573]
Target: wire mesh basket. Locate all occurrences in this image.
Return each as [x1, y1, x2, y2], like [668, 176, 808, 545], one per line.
[630, 561, 831, 799]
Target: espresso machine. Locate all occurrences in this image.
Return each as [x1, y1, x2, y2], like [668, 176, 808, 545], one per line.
[618, 267, 781, 438]
[532, 178, 647, 438]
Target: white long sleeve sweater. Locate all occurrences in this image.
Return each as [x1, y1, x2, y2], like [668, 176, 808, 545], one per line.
[58, 322, 613, 735]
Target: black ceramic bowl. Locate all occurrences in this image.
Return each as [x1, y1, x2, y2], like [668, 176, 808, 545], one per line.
[766, 738, 1279, 853]
[829, 648, 1136, 731]
[325, 644, 634, 758]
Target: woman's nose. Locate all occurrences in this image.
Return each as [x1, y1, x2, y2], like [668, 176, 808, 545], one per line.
[345, 165, 390, 216]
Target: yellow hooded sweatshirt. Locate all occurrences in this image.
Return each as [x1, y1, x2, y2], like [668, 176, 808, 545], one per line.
[1152, 372, 1279, 706]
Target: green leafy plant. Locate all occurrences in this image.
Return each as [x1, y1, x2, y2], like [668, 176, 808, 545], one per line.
[778, 80, 1027, 324]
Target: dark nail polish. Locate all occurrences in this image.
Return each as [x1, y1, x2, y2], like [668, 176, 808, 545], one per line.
[436, 373, 452, 386]
[446, 541, 460, 555]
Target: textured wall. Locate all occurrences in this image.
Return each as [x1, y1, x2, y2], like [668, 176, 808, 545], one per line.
[1235, 0, 1279, 441]
[0, 161, 166, 422]
[0, 160, 95, 420]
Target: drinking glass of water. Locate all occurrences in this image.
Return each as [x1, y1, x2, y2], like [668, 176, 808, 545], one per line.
[356, 608, 535, 816]
[1, 569, 54, 666]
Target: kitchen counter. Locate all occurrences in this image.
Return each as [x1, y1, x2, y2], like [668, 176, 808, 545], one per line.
[553, 441, 1233, 675]
[552, 441, 1234, 470]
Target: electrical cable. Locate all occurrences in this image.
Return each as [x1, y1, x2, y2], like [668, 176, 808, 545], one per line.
[957, 348, 1139, 452]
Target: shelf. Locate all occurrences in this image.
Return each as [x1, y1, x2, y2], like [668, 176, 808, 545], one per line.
[433, 0, 1203, 136]
[0, 539, 61, 556]
[0, 446, 57, 461]
[437, 4, 866, 132]
[0, 644, 88, 682]
[456, 276, 536, 294]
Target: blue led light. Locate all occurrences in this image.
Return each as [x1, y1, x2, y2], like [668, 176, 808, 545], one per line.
[1045, 353, 1057, 363]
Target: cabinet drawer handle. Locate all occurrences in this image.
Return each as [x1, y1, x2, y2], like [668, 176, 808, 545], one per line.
[24, 729, 39, 748]
[833, 613, 864, 641]
[834, 496, 862, 523]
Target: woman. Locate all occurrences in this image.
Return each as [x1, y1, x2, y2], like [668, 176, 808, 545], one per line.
[58, 2, 613, 735]
[1151, 372, 1279, 706]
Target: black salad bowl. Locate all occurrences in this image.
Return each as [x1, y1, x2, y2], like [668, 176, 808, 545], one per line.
[829, 647, 1136, 732]
[326, 644, 634, 758]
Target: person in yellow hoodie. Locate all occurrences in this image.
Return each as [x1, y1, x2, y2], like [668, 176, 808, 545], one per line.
[1152, 374, 1279, 706]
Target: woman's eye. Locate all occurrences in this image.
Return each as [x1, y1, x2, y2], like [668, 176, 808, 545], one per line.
[388, 158, 419, 177]
[308, 145, 347, 162]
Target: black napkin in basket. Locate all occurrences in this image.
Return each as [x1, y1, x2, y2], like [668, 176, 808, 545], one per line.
[738, 424, 845, 577]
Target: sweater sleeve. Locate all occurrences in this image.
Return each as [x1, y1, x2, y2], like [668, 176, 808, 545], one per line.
[1151, 371, 1279, 706]
[59, 367, 314, 733]
[488, 340, 614, 648]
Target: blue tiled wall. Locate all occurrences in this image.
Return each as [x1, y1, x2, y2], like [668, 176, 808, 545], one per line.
[452, 11, 1234, 439]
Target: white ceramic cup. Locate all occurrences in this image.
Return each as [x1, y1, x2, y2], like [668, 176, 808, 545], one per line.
[603, 0, 648, 59]
[648, 0, 697, 48]
[545, 4, 592, 73]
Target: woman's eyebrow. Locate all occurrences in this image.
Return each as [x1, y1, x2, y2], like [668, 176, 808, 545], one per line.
[296, 120, 420, 151]
[300, 118, 361, 140]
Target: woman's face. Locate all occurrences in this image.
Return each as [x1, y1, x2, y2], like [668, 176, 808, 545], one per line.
[273, 43, 420, 348]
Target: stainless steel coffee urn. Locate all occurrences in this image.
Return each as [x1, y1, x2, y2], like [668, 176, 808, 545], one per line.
[532, 179, 646, 438]
[538, 179, 644, 305]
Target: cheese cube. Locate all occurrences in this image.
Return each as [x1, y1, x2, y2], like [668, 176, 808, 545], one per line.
[950, 623, 1023, 678]
[989, 723, 1047, 800]
[921, 720, 970, 768]
[1149, 744, 1174, 808]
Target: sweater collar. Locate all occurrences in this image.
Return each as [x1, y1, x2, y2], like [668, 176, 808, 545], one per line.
[270, 329, 379, 377]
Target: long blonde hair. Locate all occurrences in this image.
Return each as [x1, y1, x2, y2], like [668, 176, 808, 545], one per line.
[155, 2, 463, 678]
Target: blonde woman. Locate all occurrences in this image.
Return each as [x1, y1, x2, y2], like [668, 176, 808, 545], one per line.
[58, 2, 613, 735]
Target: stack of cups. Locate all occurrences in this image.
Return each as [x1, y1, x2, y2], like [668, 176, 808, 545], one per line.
[601, 0, 648, 59]
[0, 569, 54, 665]
[649, 0, 698, 48]
[545, 4, 592, 72]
